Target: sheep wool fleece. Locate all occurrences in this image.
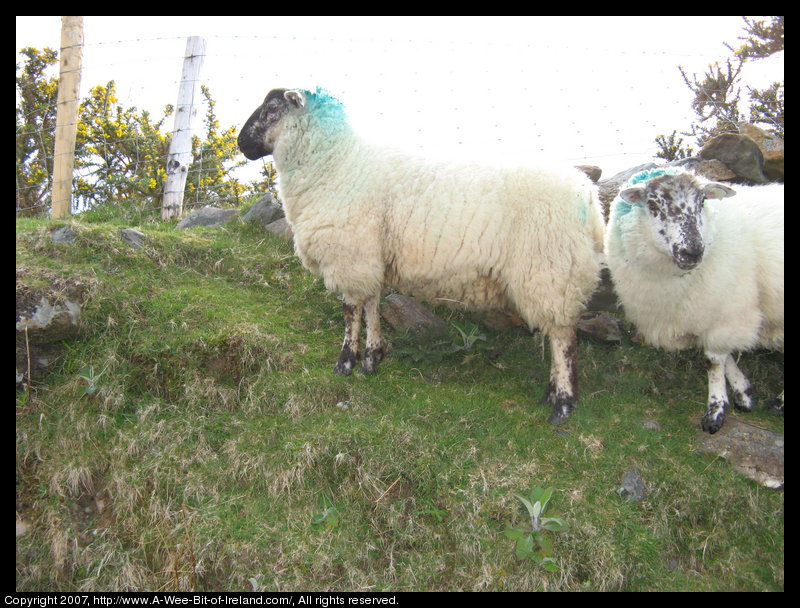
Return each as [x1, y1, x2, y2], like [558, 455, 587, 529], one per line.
[238, 88, 605, 424]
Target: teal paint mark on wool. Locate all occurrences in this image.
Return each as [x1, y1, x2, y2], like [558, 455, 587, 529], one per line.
[306, 87, 349, 126]
[627, 167, 681, 186]
[577, 199, 589, 221]
[612, 167, 683, 217]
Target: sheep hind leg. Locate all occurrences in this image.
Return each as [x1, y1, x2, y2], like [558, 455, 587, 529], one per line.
[542, 327, 578, 425]
[335, 300, 362, 376]
[361, 295, 384, 375]
[701, 352, 730, 434]
[724, 354, 754, 412]
[769, 390, 784, 416]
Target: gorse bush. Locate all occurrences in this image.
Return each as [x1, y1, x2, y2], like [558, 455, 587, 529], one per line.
[16, 47, 277, 217]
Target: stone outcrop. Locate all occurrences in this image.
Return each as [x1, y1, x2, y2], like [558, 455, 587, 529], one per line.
[699, 132, 768, 184]
[176, 206, 238, 229]
[16, 269, 89, 387]
[738, 122, 784, 182]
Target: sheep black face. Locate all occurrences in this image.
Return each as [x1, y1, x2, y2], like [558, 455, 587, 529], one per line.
[238, 88, 305, 160]
[618, 173, 735, 272]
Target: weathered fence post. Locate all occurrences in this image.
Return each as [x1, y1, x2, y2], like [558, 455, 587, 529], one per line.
[51, 16, 84, 218]
[161, 36, 206, 221]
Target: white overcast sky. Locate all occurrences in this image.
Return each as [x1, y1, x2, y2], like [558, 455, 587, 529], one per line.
[16, 16, 783, 178]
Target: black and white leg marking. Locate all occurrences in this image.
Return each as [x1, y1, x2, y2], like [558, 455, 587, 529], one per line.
[335, 296, 385, 376]
[701, 352, 729, 434]
[724, 354, 754, 412]
[335, 301, 362, 375]
[361, 296, 384, 374]
[542, 327, 579, 425]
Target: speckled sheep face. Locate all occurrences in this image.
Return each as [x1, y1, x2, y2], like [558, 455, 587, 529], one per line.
[238, 88, 302, 160]
[619, 173, 735, 271]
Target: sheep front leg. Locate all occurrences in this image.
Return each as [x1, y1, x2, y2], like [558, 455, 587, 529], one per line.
[361, 295, 384, 375]
[542, 327, 578, 425]
[335, 300, 362, 375]
[724, 354, 754, 412]
[701, 352, 730, 434]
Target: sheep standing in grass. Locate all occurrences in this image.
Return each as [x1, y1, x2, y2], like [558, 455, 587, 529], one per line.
[238, 88, 605, 424]
[604, 168, 784, 433]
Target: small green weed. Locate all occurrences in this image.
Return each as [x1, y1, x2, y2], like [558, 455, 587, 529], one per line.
[414, 499, 448, 523]
[77, 365, 106, 398]
[393, 320, 487, 364]
[505, 487, 569, 572]
[311, 504, 341, 531]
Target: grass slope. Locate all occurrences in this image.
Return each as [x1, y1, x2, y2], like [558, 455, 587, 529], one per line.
[16, 207, 783, 592]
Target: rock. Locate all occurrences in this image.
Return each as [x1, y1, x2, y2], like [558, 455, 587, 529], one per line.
[699, 133, 767, 184]
[576, 165, 602, 182]
[642, 419, 661, 431]
[597, 163, 658, 219]
[381, 294, 447, 336]
[264, 217, 294, 240]
[577, 311, 623, 343]
[16, 517, 30, 537]
[51, 225, 76, 244]
[16, 270, 87, 387]
[475, 310, 525, 331]
[669, 157, 737, 182]
[119, 228, 146, 249]
[695, 417, 784, 489]
[738, 122, 784, 182]
[16, 296, 81, 341]
[617, 469, 647, 502]
[586, 267, 620, 313]
[176, 206, 238, 229]
[242, 193, 285, 227]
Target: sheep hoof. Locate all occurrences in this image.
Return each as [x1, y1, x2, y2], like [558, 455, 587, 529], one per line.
[732, 389, 754, 412]
[361, 347, 384, 375]
[334, 349, 358, 376]
[768, 392, 784, 416]
[541, 382, 576, 424]
[334, 361, 354, 376]
[701, 416, 723, 434]
[701, 403, 727, 434]
[547, 404, 574, 425]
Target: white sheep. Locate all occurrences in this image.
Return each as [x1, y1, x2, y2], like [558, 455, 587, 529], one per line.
[238, 88, 605, 424]
[604, 168, 784, 433]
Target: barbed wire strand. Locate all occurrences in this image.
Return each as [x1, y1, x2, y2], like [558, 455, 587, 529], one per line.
[16, 34, 783, 216]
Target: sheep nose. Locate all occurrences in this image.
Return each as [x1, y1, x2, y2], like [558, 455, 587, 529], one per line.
[674, 245, 704, 270]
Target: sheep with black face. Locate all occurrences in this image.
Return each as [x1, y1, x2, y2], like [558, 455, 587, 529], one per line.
[239, 88, 605, 425]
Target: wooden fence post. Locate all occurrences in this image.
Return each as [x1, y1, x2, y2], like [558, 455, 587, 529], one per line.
[51, 16, 84, 218]
[161, 36, 206, 221]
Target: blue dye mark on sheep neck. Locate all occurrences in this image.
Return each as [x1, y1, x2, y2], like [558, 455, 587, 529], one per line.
[305, 87, 349, 127]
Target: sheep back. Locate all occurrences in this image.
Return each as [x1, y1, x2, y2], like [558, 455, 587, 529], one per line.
[286, 141, 604, 332]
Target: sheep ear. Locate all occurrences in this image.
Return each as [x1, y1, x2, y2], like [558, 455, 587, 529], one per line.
[619, 186, 647, 206]
[702, 182, 736, 200]
[284, 90, 306, 108]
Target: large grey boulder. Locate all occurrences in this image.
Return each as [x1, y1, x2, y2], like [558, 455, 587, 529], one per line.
[738, 122, 784, 182]
[242, 194, 285, 227]
[176, 206, 238, 229]
[699, 133, 767, 184]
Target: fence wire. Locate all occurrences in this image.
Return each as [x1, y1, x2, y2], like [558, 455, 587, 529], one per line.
[15, 30, 784, 218]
